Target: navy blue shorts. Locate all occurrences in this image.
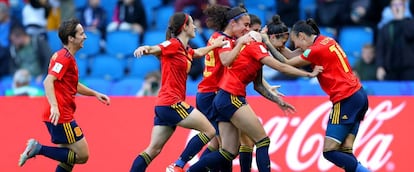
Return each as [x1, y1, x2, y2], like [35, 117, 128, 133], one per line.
[196, 92, 219, 134]
[326, 88, 368, 143]
[213, 90, 247, 122]
[154, 101, 194, 126]
[45, 120, 84, 144]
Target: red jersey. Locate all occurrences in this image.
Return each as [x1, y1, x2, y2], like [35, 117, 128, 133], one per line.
[300, 35, 361, 103]
[156, 38, 194, 105]
[219, 42, 269, 96]
[43, 48, 79, 123]
[198, 32, 236, 93]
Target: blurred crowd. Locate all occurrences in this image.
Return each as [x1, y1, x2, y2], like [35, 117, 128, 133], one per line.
[0, 0, 413, 96]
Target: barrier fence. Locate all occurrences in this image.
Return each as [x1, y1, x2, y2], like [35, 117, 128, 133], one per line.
[1, 96, 410, 171]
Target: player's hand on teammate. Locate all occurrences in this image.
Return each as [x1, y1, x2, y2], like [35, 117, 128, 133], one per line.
[237, 33, 254, 45]
[212, 36, 227, 48]
[309, 65, 324, 77]
[133, 46, 150, 58]
[49, 105, 60, 126]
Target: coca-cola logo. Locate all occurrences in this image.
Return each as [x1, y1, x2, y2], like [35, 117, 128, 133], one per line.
[186, 100, 405, 171]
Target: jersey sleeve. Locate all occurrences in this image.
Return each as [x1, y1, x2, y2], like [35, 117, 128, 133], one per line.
[300, 48, 316, 63]
[48, 53, 70, 80]
[248, 42, 269, 61]
[158, 40, 180, 57]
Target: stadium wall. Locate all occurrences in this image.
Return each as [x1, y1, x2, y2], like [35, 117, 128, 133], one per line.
[1, 96, 410, 171]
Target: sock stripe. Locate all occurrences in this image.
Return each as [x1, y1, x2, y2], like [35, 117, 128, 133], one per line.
[219, 149, 235, 161]
[255, 137, 270, 148]
[239, 145, 253, 153]
[207, 145, 217, 151]
[67, 150, 75, 164]
[140, 152, 152, 165]
[198, 133, 210, 144]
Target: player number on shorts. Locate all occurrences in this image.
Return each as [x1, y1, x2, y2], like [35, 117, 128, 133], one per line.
[329, 44, 349, 73]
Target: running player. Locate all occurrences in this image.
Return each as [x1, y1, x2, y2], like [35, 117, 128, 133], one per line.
[129, 12, 225, 172]
[167, 5, 252, 172]
[18, 18, 111, 171]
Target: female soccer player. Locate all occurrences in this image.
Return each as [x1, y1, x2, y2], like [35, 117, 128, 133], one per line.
[129, 12, 225, 172]
[18, 19, 111, 171]
[284, 18, 370, 172]
[188, 31, 323, 172]
[168, 5, 253, 172]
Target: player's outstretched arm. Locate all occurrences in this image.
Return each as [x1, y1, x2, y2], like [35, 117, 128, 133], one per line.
[77, 83, 110, 105]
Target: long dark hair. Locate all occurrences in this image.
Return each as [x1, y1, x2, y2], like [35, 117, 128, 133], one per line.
[204, 4, 247, 31]
[166, 12, 189, 40]
[291, 18, 320, 36]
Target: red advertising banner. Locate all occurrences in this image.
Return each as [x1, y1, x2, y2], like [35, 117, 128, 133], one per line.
[0, 96, 411, 171]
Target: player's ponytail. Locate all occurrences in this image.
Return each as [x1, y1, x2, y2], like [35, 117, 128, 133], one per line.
[291, 18, 320, 36]
[267, 15, 289, 37]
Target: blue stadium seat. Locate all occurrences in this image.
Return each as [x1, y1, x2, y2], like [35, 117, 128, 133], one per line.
[81, 77, 112, 95]
[89, 54, 126, 81]
[143, 30, 165, 46]
[191, 32, 207, 48]
[74, 0, 87, 8]
[300, 0, 316, 19]
[47, 30, 62, 52]
[339, 26, 373, 57]
[127, 55, 160, 79]
[106, 31, 139, 57]
[110, 78, 143, 96]
[186, 78, 201, 96]
[76, 57, 89, 78]
[77, 31, 101, 58]
[246, 7, 267, 25]
[154, 5, 174, 30]
[244, 0, 276, 12]
[319, 27, 336, 39]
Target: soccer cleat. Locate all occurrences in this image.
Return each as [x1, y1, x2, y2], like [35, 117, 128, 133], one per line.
[18, 138, 42, 167]
[166, 163, 184, 172]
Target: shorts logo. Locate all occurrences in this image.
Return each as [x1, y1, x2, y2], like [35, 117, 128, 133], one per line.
[342, 115, 348, 120]
[74, 127, 83, 137]
[181, 102, 190, 109]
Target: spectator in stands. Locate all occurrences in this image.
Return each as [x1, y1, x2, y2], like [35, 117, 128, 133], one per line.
[349, 0, 370, 25]
[0, 2, 21, 47]
[376, 0, 414, 80]
[22, 0, 51, 38]
[174, 0, 230, 29]
[76, 0, 107, 39]
[136, 71, 161, 96]
[60, 0, 75, 21]
[377, 0, 412, 29]
[9, 25, 52, 83]
[5, 68, 44, 96]
[353, 44, 377, 80]
[46, 0, 60, 30]
[107, 0, 147, 34]
[315, 0, 351, 28]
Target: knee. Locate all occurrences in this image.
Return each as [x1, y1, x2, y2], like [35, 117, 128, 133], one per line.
[76, 154, 89, 164]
